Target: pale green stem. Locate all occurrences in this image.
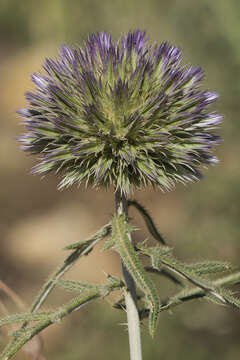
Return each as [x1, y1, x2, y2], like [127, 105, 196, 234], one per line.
[115, 191, 142, 360]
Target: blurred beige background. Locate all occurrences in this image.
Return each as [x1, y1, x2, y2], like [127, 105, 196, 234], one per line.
[0, 1, 240, 359]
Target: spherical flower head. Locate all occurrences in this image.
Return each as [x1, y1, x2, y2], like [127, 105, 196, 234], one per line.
[18, 30, 222, 195]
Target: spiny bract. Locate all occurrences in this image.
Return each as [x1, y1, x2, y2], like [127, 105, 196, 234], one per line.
[18, 30, 222, 194]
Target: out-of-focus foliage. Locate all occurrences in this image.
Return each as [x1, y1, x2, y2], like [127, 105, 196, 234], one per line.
[0, 1, 239, 359]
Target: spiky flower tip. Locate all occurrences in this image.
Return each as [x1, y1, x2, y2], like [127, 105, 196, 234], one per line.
[18, 30, 222, 195]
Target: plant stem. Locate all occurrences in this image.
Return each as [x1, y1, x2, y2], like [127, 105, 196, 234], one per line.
[115, 191, 143, 360]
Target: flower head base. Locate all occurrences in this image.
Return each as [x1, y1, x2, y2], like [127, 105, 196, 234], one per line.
[18, 30, 222, 195]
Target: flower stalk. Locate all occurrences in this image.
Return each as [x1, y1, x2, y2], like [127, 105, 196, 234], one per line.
[115, 190, 142, 360]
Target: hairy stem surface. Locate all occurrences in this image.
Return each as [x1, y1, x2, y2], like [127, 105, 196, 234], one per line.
[115, 191, 142, 360]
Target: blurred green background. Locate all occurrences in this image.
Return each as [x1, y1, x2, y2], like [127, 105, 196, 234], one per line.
[0, 0, 240, 359]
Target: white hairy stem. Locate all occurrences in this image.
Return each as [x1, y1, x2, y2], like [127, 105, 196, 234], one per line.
[115, 190, 142, 360]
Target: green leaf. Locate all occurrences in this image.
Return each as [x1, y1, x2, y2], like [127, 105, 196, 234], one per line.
[0, 277, 122, 360]
[56, 280, 100, 293]
[20, 222, 111, 331]
[64, 222, 111, 250]
[140, 245, 238, 308]
[106, 274, 123, 287]
[184, 261, 231, 275]
[0, 312, 53, 327]
[217, 287, 240, 308]
[111, 214, 160, 337]
[102, 235, 116, 251]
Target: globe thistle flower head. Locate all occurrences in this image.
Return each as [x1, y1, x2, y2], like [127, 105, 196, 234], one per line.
[18, 30, 222, 195]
